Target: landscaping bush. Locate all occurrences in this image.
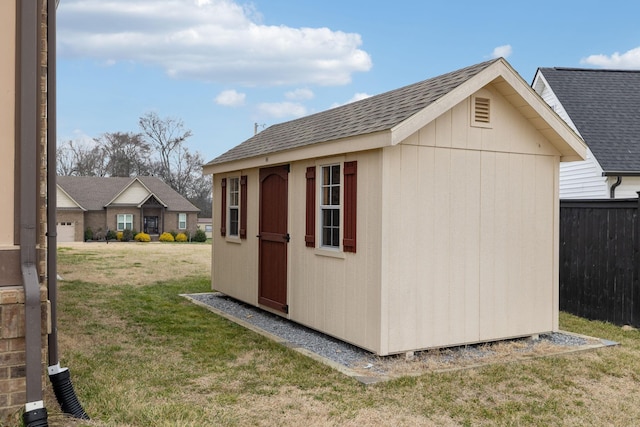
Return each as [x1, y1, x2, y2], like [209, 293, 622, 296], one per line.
[193, 228, 207, 242]
[84, 227, 93, 242]
[159, 232, 175, 242]
[106, 229, 118, 241]
[122, 229, 134, 242]
[134, 232, 151, 242]
[116, 231, 123, 241]
[175, 232, 188, 242]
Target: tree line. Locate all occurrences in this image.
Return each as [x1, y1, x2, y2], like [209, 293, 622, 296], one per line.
[57, 112, 212, 218]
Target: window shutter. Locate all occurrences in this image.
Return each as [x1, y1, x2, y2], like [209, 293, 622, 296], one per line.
[220, 178, 227, 236]
[240, 175, 248, 239]
[343, 161, 357, 253]
[305, 166, 316, 247]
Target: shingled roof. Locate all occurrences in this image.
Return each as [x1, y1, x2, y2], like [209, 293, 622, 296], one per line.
[537, 67, 640, 173]
[206, 58, 501, 165]
[57, 176, 199, 212]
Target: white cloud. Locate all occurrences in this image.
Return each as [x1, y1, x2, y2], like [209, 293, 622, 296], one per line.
[285, 88, 314, 101]
[581, 46, 640, 68]
[330, 92, 372, 108]
[256, 102, 307, 119]
[215, 89, 246, 107]
[491, 44, 512, 59]
[58, 0, 372, 86]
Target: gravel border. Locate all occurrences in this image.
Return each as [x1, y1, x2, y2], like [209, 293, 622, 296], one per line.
[184, 292, 614, 383]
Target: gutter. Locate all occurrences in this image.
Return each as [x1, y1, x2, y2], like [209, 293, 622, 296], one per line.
[45, 0, 89, 420]
[610, 176, 622, 199]
[19, 0, 47, 425]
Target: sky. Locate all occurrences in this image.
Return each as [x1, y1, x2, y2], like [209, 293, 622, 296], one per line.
[56, 0, 640, 164]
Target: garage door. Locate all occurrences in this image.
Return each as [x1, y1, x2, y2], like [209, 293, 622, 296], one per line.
[57, 222, 76, 242]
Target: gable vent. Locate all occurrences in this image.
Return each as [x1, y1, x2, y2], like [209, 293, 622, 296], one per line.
[474, 97, 490, 123]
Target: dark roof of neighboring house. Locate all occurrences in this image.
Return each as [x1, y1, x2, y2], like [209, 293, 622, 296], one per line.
[57, 176, 200, 212]
[206, 58, 500, 165]
[538, 67, 640, 173]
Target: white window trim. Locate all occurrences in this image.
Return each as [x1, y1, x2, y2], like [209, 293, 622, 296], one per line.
[227, 176, 240, 239]
[318, 163, 342, 251]
[178, 213, 187, 230]
[117, 213, 133, 231]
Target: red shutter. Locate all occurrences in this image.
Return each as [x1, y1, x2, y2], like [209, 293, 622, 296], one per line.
[343, 161, 357, 253]
[305, 166, 316, 247]
[220, 178, 227, 236]
[240, 175, 248, 239]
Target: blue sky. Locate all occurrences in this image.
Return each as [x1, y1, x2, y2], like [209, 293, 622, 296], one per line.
[57, 0, 640, 164]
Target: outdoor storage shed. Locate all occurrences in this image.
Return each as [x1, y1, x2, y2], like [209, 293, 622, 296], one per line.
[203, 58, 587, 356]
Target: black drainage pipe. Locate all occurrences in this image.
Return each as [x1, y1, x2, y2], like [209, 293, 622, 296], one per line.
[46, 0, 89, 420]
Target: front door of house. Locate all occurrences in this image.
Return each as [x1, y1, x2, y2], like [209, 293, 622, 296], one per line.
[144, 216, 158, 234]
[258, 164, 289, 313]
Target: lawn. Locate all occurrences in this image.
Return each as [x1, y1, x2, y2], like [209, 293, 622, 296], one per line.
[46, 242, 640, 426]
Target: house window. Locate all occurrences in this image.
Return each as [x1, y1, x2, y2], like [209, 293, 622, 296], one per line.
[178, 213, 187, 230]
[320, 165, 341, 248]
[228, 177, 240, 237]
[117, 214, 133, 231]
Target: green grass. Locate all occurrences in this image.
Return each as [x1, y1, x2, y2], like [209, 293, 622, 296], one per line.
[48, 248, 640, 426]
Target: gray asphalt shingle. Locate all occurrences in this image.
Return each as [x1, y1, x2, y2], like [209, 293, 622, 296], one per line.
[206, 59, 500, 165]
[57, 176, 199, 212]
[539, 67, 640, 172]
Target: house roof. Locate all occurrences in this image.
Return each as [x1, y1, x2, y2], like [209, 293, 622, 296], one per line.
[207, 59, 500, 165]
[536, 67, 640, 173]
[205, 58, 585, 172]
[56, 176, 200, 212]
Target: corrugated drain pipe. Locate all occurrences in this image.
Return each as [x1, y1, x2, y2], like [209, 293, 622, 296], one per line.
[45, 0, 90, 421]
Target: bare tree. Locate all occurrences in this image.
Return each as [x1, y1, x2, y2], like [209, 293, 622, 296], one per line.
[94, 132, 151, 177]
[138, 112, 193, 189]
[56, 139, 106, 176]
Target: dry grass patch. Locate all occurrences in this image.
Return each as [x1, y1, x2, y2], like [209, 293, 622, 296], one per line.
[57, 242, 211, 286]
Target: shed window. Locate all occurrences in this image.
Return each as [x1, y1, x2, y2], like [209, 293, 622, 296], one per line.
[306, 161, 357, 252]
[222, 174, 248, 239]
[117, 214, 133, 231]
[228, 177, 240, 237]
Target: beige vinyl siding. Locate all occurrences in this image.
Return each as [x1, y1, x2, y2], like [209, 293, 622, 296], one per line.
[0, 0, 15, 246]
[288, 151, 383, 353]
[112, 180, 149, 204]
[57, 186, 81, 208]
[212, 170, 259, 305]
[380, 88, 561, 355]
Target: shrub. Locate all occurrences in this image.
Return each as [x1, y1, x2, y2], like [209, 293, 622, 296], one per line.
[193, 228, 207, 242]
[106, 229, 118, 241]
[175, 233, 188, 242]
[122, 229, 134, 242]
[84, 227, 93, 242]
[134, 232, 151, 242]
[159, 232, 175, 242]
[116, 231, 123, 241]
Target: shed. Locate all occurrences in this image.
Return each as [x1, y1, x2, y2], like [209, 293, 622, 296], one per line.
[203, 58, 587, 356]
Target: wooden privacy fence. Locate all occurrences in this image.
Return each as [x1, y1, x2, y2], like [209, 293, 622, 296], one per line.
[559, 197, 640, 327]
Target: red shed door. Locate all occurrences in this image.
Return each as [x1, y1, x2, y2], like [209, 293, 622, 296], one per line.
[258, 165, 289, 313]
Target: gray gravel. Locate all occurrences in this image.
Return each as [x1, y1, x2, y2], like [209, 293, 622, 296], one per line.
[186, 292, 601, 377]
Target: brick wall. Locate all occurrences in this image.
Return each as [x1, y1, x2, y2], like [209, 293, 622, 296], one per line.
[0, 286, 50, 425]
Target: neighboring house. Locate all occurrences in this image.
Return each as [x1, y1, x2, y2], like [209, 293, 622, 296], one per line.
[203, 58, 586, 356]
[197, 217, 213, 239]
[57, 176, 200, 241]
[532, 67, 640, 199]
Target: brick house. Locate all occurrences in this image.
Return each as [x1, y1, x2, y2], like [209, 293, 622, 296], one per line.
[57, 176, 200, 241]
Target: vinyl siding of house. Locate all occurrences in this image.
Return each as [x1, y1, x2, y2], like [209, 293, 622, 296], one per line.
[112, 180, 152, 205]
[533, 72, 610, 199]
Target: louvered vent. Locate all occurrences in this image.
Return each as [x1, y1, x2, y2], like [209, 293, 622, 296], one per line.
[474, 97, 490, 123]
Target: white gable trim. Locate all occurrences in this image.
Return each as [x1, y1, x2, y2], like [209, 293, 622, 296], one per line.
[105, 177, 166, 207]
[56, 184, 86, 211]
[391, 59, 587, 162]
[137, 192, 168, 208]
[531, 71, 581, 135]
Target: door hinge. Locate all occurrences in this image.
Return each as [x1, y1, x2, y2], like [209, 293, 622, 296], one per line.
[283, 304, 289, 313]
[284, 233, 290, 242]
